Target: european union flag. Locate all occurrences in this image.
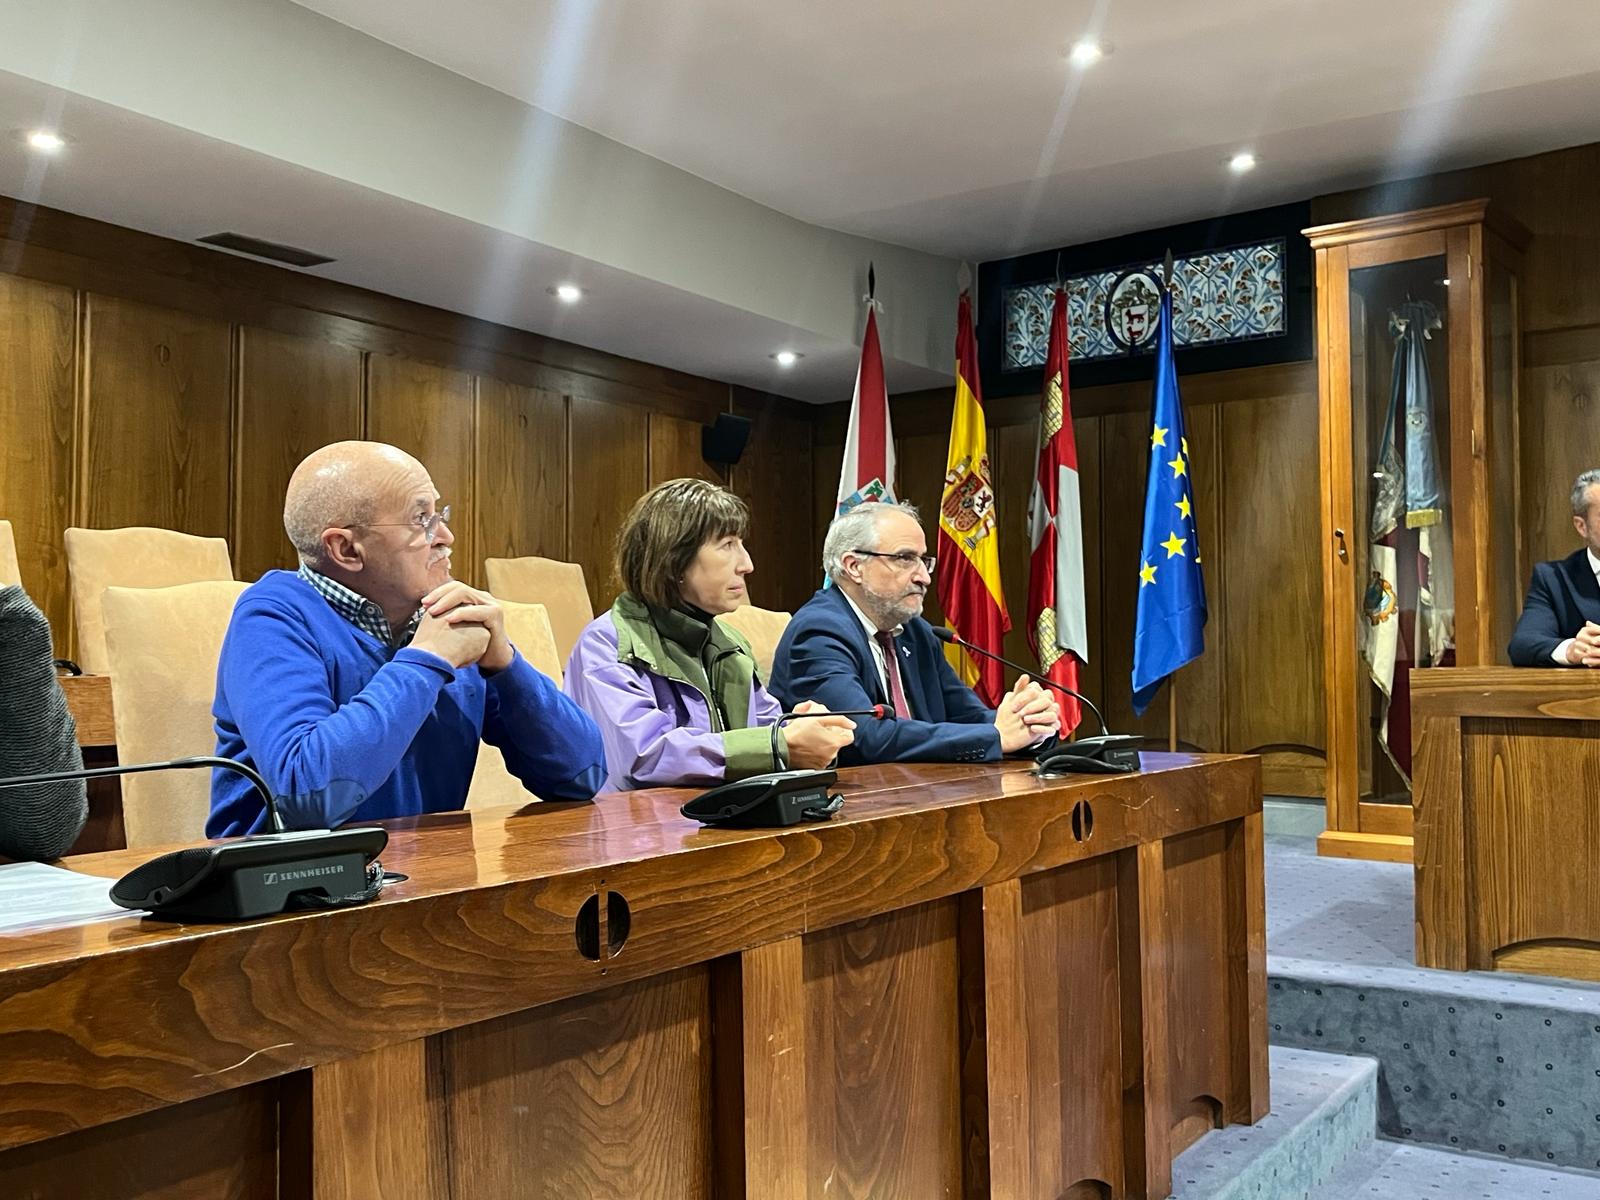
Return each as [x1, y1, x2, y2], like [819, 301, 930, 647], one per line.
[1132, 289, 1207, 715]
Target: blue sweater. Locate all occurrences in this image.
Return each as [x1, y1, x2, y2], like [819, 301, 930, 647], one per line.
[208, 570, 607, 836]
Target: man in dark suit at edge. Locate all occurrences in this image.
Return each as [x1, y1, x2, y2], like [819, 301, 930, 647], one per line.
[1509, 468, 1600, 667]
[769, 501, 1059, 764]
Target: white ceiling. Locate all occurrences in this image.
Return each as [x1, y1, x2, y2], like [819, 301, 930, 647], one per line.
[295, 0, 1600, 259]
[4, 0, 1599, 405]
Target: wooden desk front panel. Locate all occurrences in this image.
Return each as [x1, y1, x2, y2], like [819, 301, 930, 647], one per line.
[1463, 716, 1600, 977]
[0, 757, 1265, 1200]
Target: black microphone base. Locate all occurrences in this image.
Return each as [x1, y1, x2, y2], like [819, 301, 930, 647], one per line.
[110, 827, 388, 922]
[1035, 734, 1144, 776]
[680, 769, 842, 828]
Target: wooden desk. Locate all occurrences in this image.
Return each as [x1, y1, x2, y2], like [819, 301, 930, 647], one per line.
[0, 755, 1265, 1200]
[59, 673, 114, 747]
[1413, 667, 1600, 981]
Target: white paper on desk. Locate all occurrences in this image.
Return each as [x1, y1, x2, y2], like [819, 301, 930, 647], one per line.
[0, 861, 130, 934]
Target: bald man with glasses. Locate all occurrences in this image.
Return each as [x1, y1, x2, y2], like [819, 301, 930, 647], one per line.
[208, 441, 605, 835]
[770, 501, 1059, 765]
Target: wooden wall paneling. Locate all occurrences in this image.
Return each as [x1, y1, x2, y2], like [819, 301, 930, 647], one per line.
[1520, 360, 1600, 569]
[648, 411, 722, 488]
[569, 394, 648, 612]
[0, 197, 729, 426]
[81, 294, 233, 538]
[440, 967, 715, 1199]
[990, 420, 1037, 689]
[475, 377, 568, 570]
[233, 326, 362, 580]
[1099, 409, 1169, 741]
[1076, 416, 1107, 715]
[730, 397, 814, 613]
[1177, 404, 1225, 751]
[1218, 391, 1325, 771]
[813, 434, 842, 568]
[895, 429, 952, 628]
[365, 353, 477, 579]
[0, 1083, 280, 1199]
[0, 273, 76, 645]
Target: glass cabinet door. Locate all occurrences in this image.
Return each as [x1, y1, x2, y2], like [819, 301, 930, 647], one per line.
[1347, 255, 1453, 804]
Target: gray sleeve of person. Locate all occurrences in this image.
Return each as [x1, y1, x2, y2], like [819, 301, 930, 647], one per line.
[0, 585, 88, 860]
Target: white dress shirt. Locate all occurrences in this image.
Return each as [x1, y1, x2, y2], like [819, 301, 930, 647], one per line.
[1551, 548, 1600, 665]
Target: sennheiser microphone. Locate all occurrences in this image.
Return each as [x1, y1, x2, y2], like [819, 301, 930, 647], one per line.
[0, 756, 388, 921]
[928, 627, 1141, 773]
[769, 705, 893, 769]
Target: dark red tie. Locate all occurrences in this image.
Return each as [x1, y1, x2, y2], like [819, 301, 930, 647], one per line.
[875, 631, 912, 719]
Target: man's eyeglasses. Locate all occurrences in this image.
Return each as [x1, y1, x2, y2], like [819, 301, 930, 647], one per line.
[351, 504, 452, 543]
[851, 549, 936, 573]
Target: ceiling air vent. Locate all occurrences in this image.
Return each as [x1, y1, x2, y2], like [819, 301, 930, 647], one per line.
[196, 232, 335, 268]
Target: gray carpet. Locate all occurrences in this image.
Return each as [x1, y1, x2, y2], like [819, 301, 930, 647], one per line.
[1264, 834, 1600, 1173]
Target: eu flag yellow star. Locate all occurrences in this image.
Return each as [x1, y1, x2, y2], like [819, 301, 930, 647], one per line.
[1168, 454, 1187, 479]
[1150, 425, 1168, 448]
[1161, 531, 1187, 558]
[1139, 560, 1157, 586]
[1175, 494, 1192, 520]
[1181, 436, 1190, 457]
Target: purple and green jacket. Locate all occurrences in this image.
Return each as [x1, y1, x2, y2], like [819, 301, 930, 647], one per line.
[564, 592, 787, 792]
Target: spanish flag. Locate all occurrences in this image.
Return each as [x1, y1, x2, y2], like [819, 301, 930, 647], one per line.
[937, 290, 1010, 705]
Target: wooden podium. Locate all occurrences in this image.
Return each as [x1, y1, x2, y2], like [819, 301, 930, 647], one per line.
[1413, 668, 1600, 981]
[0, 756, 1265, 1200]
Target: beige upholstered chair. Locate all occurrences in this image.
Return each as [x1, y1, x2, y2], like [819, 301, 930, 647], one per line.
[0, 520, 18, 587]
[466, 601, 566, 810]
[483, 556, 593, 668]
[65, 527, 234, 675]
[718, 604, 792, 681]
[101, 580, 249, 849]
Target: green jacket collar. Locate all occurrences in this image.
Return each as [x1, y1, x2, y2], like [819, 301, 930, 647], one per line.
[608, 592, 757, 729]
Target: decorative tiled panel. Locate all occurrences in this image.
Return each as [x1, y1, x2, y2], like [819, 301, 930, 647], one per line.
[1001, 239, 1287, 369]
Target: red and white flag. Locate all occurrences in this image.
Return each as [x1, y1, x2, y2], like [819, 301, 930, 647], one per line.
[1027, 287, 1088, 731]
[835, 293, 896, 516]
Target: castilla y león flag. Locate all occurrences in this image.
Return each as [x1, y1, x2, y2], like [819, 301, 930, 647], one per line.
[1026, 287, 1087, 732]
[937, 289, 1009, 705]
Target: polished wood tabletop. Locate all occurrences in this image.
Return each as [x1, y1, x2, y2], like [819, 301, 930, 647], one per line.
[1, 752, 1245, 974]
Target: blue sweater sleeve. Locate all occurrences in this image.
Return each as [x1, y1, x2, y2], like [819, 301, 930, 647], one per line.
[783, 622, 1000, 765]
[219, 601, 456, 828]
[481, 652, 608, 800]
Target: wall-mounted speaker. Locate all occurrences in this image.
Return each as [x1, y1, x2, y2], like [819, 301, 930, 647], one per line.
[702, 412, 753, 466]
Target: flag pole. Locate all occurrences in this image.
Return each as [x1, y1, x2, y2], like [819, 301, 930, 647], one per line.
[1163, 247, 1179, 756]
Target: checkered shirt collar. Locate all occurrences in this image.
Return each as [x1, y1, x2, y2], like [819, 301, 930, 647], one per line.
[297, 563, 422, 647]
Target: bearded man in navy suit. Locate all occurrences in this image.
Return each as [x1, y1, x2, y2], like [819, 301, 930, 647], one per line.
[1509, 468, 1600, 667]
[770, 501, 1059, 764]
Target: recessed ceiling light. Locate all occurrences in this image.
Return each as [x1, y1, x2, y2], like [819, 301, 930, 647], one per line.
[550, 283, 583, 303]
[1228, 151, 1257, 174]
[25, 130, 65, 153]
[1068, 39, 1104, 67]
[772, 350, 801, 367]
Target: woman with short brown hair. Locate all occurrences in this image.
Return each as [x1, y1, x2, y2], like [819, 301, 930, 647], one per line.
[564, 478, 853, 791]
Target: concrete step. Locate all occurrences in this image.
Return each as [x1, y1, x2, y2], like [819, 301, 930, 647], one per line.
[1304, 1139, 1600, 1199]
[1170, 1046, 1377, 1200]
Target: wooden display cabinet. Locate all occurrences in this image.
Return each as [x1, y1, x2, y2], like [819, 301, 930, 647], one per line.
[1304, 201, 1528, 862]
